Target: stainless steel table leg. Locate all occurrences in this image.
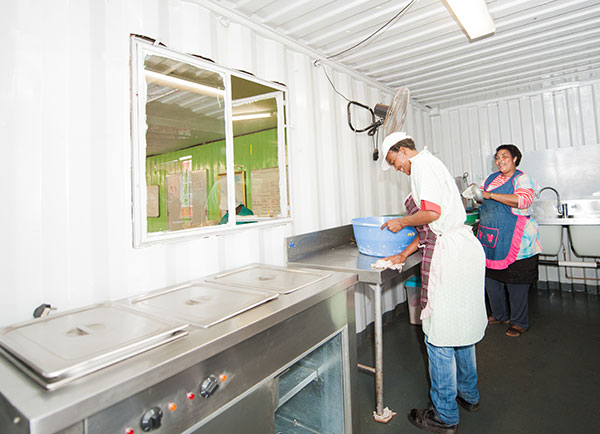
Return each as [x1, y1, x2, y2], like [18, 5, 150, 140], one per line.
[370, 283, 396, 423]
[374, 283, 384, 415]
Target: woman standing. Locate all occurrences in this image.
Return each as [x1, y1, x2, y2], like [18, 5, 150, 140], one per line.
[380, 132, 487, 434]
[477, 144, 541, 337]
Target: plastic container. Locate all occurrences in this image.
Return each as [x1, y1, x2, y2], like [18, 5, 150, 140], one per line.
[405, 276, 422, 325]
[465, 209, 479, 223]
[351, 216, 417, 257]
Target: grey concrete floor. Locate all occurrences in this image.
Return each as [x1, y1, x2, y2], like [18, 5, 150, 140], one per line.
[357, 289, 600, 434]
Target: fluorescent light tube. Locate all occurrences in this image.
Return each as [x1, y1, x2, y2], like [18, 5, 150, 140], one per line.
[144, 70, 225, 97]
[232, 113, 272, 121]
[442, 0, 495, 40]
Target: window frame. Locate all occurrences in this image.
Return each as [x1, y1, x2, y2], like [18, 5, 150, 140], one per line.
[130, 37, 291, 247]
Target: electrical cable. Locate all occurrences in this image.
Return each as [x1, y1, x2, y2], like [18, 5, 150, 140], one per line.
[313, 1, 417, 138]
[314, 0, 416, 102]
[318, 64, 352, 102]
[326, 0, 417, 60]
[315, 61, 380, 135]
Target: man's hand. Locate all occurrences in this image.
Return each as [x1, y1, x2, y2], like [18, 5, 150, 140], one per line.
[381, 218, 405, 233]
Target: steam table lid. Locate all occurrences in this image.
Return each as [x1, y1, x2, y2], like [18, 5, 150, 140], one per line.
[204, 264, 332, 294]
[0, 303, 188, 382]
[129, 282, 279, 328]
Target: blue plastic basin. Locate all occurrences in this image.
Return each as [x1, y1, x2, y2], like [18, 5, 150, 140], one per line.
[351, 216, 417, 257]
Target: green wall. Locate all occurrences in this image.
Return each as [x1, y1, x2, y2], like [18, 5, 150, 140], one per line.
[146, 128, 278, 232]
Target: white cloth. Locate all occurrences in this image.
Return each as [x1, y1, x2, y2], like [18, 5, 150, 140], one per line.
[409, 149, 487, 347]
[371, 259, 404, 271]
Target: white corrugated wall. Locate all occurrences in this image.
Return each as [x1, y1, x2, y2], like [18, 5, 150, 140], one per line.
[430, 81, 600, 292]
[430, 81, 600, 182]
[0, 0, 431, 329]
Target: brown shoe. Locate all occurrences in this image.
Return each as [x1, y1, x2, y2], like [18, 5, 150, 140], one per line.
[408, 406, 458, 434]
[505, 325, 527, 337]
[488, 315, 509, 324]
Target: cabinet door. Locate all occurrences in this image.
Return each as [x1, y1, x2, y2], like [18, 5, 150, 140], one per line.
[190, 380, 276, 434]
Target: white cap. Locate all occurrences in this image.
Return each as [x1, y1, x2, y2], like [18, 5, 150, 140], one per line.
[380, 131, 413, 171]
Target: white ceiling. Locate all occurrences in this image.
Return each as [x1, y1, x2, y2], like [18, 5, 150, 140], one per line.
[215, 0, 600, 109]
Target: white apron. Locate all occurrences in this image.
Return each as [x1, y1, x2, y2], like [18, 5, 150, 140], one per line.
[410, 149, 487, 347]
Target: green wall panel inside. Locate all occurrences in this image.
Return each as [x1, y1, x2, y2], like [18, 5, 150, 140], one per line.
[146, 128, 278, 232]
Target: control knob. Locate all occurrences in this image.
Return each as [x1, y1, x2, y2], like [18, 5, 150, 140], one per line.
[200, 375, 219, 398]
[140, 407, 163, 431]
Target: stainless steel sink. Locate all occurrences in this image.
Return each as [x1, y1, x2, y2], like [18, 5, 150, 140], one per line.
[533, 200, 600, 224]
[533, 199, 600, 257]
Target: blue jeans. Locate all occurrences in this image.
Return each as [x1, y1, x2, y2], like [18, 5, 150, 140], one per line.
[425, 335, 480, 425]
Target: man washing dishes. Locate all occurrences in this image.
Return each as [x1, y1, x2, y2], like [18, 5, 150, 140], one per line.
[379, 132, 487, 434]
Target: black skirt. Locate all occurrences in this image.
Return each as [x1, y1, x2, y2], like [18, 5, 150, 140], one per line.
[486, 254, 539, 284]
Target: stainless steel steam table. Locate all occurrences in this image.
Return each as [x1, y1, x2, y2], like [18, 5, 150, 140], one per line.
[285, 224, 422, 422]
[0, 264, 359, 434]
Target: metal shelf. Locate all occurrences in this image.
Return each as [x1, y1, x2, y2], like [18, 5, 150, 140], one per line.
[277, 364, 318, 409]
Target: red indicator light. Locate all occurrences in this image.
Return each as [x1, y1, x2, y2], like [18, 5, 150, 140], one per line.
[125, 428, 134, 434]
[187, 392, 195, 400]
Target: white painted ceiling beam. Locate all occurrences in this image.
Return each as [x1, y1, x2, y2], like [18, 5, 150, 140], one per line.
[395, 37, 600, 90]
[354, 1, 600, 76]
[258, 0, 322, 28]
[415, 56, 600, 103]
[425, 66, 600, 108]
[377, 21, 600, 87]
[409, 55, 600, 103]
[314, 2, 448, 54]
[347, 0, 599, 68]
[283, 0, 386, 38]
[301, 0, 441, 48]
[183, 0, 396, 93]
[326, 0, 567, 63]
[201, 0, 600, 108]
[231, 0, 275, 17]
[272, 0, 392, 38]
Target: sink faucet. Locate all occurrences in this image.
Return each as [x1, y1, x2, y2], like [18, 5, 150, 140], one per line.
[536, 186, 567, 217]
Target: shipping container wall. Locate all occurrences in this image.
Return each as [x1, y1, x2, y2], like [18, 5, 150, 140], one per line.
[0, 0, 431, 330]
[431, 81, 600, 292]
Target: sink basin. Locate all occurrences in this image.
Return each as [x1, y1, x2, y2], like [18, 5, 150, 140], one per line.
[563, 201, 600, 260]
[532, 199, 600, 257]
[568, 224, 600, 257]
[537, 225, 563, 255]
[531, 201, 564, 255]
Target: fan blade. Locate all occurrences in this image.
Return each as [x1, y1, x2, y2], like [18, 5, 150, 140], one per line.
[383, 87, 410, 138]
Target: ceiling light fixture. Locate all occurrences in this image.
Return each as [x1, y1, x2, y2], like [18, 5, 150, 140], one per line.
[442, 0, 495, 41]
[232, 113, 272, 121]
[144, 70, 225, 97]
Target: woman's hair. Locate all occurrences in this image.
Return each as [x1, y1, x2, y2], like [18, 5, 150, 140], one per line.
[495, 144, 522, 166]
[389, 138, 416, 152]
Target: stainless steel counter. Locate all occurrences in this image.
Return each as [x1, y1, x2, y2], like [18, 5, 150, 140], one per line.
[285, 224, 422, 284]
[0, 266, 358, 434]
